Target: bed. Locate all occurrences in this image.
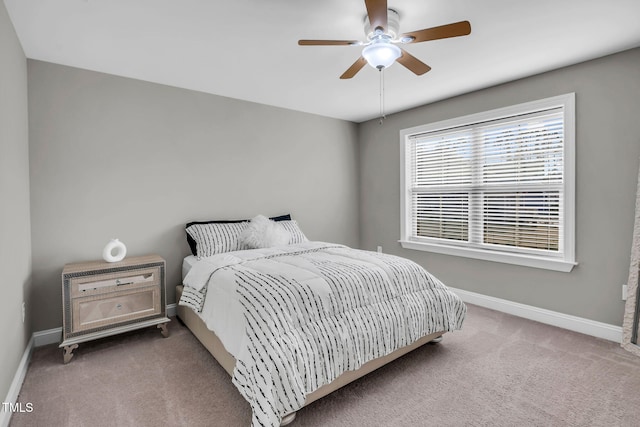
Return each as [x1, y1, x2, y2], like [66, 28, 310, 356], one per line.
[177, 215, 466, 426]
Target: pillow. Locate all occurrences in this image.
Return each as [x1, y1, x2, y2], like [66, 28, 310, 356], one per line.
[185, 214, 291, 255]
[279, 220, 309, 244]
[240, 215, 290, 249]
[186, 222, 249, 258]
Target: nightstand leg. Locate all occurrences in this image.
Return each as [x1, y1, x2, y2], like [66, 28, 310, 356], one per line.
[158, 323, 169, 338]
[63, 344, 78, 364]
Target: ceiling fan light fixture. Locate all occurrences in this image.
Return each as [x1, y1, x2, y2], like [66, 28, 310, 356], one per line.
[362, 40, 401, 70]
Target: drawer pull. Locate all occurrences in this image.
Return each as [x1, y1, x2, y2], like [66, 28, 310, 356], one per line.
[79, 273, 154, 292]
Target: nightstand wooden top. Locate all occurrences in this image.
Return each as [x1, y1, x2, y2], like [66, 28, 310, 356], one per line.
[62, 254, 164, 275]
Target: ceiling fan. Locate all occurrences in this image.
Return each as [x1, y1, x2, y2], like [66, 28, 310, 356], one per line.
[298, 0, 471, 79]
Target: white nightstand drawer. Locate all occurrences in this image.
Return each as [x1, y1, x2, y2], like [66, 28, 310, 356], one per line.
[72, 286, 161, 333]
[78, 273, 155, 291]
[70, 266, 161, 297]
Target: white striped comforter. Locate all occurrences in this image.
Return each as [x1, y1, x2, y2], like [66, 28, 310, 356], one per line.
[180, 242, 466, 427]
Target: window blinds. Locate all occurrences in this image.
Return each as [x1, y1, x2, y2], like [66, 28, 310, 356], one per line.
[408, 107, 565, 256]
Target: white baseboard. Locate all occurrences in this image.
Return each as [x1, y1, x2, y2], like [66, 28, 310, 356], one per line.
[449, 287, 622, 342]
[32, 327, 62, 347]
[167, 302, 176, 318]
[1, 336, 34, 427]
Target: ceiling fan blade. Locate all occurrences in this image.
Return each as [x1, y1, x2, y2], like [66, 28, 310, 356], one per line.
[396, 49, 431, 76]
[365, 0, 388, 33]
[400, 21, 471, 44]
[340, 57, 368, 79]
[298, 40, 360, 46]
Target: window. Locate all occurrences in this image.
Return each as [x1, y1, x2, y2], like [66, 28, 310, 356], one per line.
[400, 94, 576, 272]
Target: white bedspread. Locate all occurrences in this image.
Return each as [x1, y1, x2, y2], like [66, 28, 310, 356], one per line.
[180, 242, 466, 427]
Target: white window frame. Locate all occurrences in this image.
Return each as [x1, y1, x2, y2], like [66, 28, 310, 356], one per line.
[400, 93, 576, 272]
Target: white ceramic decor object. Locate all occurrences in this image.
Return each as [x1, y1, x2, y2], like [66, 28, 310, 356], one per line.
[102, 238, 127, 262]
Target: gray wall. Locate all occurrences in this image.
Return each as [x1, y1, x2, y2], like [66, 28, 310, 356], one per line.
[359, 48, 640, 326]
[27, 60, 359, 331]
[0, 1, 31, 402]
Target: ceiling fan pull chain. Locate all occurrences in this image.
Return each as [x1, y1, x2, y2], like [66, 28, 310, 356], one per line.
[379, 68, 386, 125]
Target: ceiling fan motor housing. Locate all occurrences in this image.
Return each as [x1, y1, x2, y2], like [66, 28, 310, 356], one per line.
[364, 8, 400, 40]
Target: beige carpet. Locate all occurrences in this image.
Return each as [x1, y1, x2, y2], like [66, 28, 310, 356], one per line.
[9, 304, 640, 427]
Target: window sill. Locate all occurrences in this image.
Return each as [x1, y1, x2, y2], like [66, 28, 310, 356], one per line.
[399, 240, 577, 272]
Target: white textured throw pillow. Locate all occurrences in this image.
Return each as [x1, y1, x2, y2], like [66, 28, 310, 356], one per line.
[240, 215, 291, 249]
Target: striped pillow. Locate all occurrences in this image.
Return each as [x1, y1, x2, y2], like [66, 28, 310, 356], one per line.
[186, 222, 248, 258]
[280, 220, 308, 244]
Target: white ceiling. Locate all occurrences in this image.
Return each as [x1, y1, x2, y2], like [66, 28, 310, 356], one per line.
[5, 0, 640, 123]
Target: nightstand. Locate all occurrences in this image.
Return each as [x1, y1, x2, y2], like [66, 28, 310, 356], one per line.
[59, 254, 170, 363]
